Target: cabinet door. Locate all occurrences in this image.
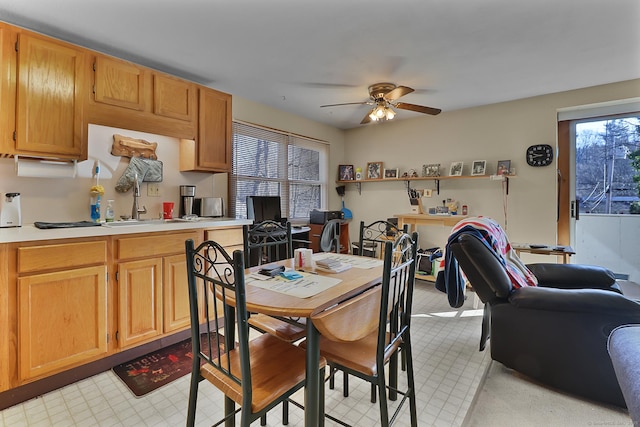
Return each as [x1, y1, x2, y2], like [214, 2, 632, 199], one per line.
[117, 258, 163, 349]
[15, 33, 86, 158]
[0, 24, 15, 155]
[163, 254, 191, 333]
[153, 73, 196, 122]
[18, 266, 108, 380]
[94, 55, 146, 111]
[197, 87, 232, 171]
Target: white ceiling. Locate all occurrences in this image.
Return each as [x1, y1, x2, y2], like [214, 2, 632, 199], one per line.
[1, 0, 639, 130]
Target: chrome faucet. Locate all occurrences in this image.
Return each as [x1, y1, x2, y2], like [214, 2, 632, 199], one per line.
[132, 173, 147, 220]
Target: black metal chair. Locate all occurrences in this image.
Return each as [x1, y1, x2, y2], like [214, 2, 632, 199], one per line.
[243, 220, 293, 267]
[355, 220, 408, 258]
[185, 239, 324, 427]
[302, 232, 419, 427]
[319, 219, 342, 253]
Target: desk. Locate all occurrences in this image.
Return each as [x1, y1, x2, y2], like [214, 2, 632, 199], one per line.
[244, 257, 383, 426]
[511, 243, 575, 264]
[393, 213, 466, 233]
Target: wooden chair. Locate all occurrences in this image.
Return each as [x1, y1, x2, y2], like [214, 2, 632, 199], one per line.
[185, 239, 324, 427]
[302, 232, 419, 427]
[243, 221, 307, 343]
[334, 219, 409, 402]
[319, 219, 342, 253]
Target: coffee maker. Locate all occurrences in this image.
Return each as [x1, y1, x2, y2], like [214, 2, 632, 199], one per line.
[179, 185, 196, 218]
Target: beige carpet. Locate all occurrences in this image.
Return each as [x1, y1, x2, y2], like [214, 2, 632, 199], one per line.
[463, 360, 631, 427]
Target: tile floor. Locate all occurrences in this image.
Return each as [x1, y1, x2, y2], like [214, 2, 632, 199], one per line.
[0, 281, 489, 426]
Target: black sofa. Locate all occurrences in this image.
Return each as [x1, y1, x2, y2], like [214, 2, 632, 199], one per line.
[448, 233, 640, 408]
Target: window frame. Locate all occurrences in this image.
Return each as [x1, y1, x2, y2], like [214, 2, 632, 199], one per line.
[230, 120, 329, 221]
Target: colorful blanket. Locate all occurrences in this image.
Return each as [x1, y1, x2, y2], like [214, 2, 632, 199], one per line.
[435, 216, 537, 308]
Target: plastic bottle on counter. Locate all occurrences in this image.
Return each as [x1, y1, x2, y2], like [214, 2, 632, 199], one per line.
[105, 200, 115, 222]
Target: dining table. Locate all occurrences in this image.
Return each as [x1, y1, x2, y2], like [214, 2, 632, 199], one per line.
[242, 254, 384, 427]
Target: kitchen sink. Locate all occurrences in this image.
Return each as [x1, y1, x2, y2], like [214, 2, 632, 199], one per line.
[103, 219, 177, 227]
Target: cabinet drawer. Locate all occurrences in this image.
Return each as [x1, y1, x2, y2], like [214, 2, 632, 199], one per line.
[18, 241, 107, 274]
[206, 227, 243, 248]
[116, 231, 199, 260]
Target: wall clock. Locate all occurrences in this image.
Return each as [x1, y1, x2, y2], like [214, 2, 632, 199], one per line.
[526, 144, 553, 166]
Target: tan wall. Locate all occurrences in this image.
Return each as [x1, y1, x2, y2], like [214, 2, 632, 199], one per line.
[342, 79, 640, 251]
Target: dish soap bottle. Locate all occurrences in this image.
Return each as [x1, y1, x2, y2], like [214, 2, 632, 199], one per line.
[105, 200, 115, 222]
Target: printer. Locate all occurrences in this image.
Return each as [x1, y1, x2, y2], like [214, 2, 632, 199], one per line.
[309, 209, 344, 224]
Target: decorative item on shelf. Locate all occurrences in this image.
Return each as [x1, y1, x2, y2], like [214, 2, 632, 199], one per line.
[446, 198, 458, 214]
[384, 168, 399, 178]
[338, 164, 354, 181]
[402, 169, 419, 178]
[449, 161, 463, 176]
[497, 159, 511, 175]
[355, 167, 363, 180]
[471, 160, 487, 176]
[422, 163, 441, 177]
[366, 161, 383, 179]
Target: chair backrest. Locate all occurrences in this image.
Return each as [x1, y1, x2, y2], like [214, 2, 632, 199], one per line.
[311, 231, 419, 361]
[449, 233, 514, 303]
[319, 219, 342, 253]
[243, 220, 293, 267]
[185, 239, 253, 408]
[357, 220, 409, 258]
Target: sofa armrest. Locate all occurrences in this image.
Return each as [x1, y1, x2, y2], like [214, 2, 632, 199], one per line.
[608, 325, 640, 424]
[526, 263, 618, 291]
[509, 286, 640, 316]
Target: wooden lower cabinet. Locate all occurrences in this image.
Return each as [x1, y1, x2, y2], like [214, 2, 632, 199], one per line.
[116, 258, 163, 349]
[163, 254, 191, 333]
[17, 253, 108, 381]
[114, 230, 200, 349]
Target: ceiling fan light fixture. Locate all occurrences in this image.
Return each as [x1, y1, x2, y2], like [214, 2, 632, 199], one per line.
[369, 110, 379, 121]
[385, 106, 396, 120]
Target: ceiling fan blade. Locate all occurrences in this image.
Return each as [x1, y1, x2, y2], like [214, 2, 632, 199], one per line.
[395, 102, 442, 115]
[384, 85, 414, 101]
[360, 110, 373, 124]
[320, 101, 369, 108]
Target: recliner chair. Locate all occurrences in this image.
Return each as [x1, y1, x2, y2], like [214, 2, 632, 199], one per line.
[441, 217, 640, 408]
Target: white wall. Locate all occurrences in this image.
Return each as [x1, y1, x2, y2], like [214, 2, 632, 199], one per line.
[341, 79, 640, 253]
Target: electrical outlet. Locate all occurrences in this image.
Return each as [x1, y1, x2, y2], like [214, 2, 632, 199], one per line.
[147, 183, 161, 197]
[423, 189, 433, 198]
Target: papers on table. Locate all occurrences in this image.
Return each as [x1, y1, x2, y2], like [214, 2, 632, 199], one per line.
[246, 270, 342, 298]
[313, 253, 383, 269]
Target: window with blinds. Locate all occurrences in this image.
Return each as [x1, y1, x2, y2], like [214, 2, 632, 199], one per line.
[230, 121, 328, 220]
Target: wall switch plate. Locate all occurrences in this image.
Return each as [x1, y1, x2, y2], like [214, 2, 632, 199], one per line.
[147, 183, 161, 197]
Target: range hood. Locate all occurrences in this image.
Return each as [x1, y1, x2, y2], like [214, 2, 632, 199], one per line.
[15, 155, 78, 178]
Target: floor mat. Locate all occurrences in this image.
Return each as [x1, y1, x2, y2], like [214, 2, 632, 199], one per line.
[112, 333, 224, 397]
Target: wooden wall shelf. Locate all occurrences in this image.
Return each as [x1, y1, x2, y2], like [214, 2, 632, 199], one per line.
[337, 174, 515, 195]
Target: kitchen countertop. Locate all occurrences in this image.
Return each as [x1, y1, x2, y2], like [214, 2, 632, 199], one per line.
[0, 218, 252, 244]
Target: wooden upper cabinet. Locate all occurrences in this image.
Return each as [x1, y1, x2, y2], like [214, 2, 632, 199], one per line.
[0, 24, 16, 155]
[180, 86, 231, 172]
[153, 73, 196, 122]
[199, 87, 232, 171]
[94, 56, 146, 111]
[15, 32, 87, 159]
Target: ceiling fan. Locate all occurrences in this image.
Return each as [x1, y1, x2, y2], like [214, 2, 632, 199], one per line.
[320, 82, 441, 124]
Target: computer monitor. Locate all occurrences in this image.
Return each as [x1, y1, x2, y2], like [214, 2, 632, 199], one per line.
[246, 196, 283, 223]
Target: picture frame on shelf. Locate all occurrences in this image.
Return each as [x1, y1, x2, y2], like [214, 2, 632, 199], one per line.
[384, 168, 399, 179]
[471, 160, 487, 176]
[497, 160, 511, 175]
[449, 161, 463, 176]
[422, 163, 441, 177]
[338, 164, 354, 181]
[367, 161, 383, 179]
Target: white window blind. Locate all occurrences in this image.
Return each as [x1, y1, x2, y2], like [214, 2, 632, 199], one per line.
[230, 121, 328, 220]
